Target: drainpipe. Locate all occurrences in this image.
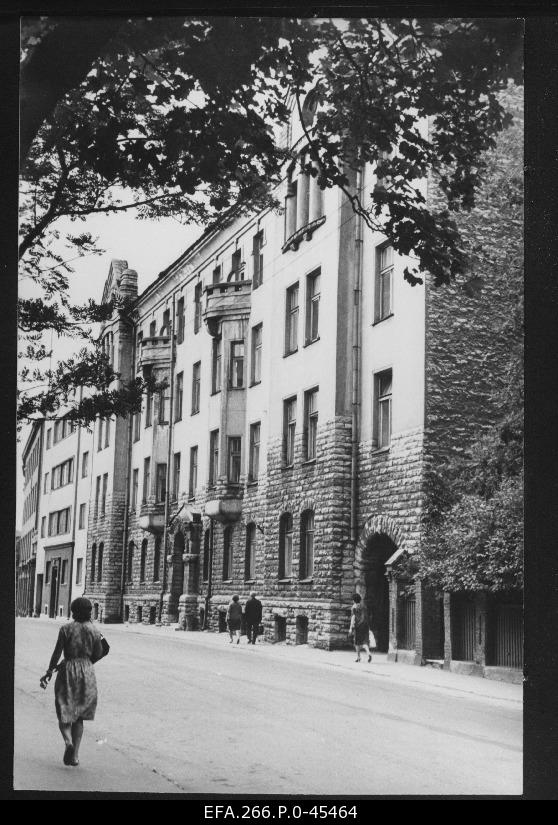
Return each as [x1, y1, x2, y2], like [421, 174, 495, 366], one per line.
[120, 324, 136, 622]
[204, 517, 214, 630]
[159, 294, 176, 622]
[350, 166, 364, 545]
[69, 386, 83, 614]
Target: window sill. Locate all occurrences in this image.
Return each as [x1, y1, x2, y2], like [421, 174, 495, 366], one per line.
[244, 579, 256, 584]
[246, 480, 259, 487]
[210, 390, 221, 397]
[188, 495, 196, 502]
[372, 313, 394, 327]
[299, 578, 314, 584]
[249, 380, 262, 388]
[228, 385, 245, 391]
[302, 458, 316, 467]
[281, 464, 294, 471]
[303, 337, 320, 348]
[283, 348, 298, 359]
[371, 445, 390, 455]
[191, 409, 200, 416]
[278, 578, 292, 584]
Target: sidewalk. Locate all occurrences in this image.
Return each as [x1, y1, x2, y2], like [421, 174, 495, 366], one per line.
[102, 620, 523, 706]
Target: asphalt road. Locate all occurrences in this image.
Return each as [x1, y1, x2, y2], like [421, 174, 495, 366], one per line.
[14, 619, 522, 795]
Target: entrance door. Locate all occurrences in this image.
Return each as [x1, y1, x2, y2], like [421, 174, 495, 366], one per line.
[49, 565, 59, 618]
[363, 534, 396, 652]
[35, 574, 43, 617]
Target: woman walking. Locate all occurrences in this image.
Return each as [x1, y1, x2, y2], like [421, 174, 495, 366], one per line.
[39, 597, 106, 766]
[349, 593, 372, 663]
[226, 595, 243, 644]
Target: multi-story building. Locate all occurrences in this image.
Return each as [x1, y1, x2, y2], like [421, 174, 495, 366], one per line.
[17, 421, 43, 616]
[34, 403, 93, 619]
[23, 88, 521, 680]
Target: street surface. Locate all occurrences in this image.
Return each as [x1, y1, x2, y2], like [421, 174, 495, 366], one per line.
[14, 618, 522, 795]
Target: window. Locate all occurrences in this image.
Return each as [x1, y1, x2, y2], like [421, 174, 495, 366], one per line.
[176, 297, 185, 344]
[81, 451, 89, 478]
[194, 282, 202, 334]
[191, 361, 201, 414]
[304, 388, 319, 461]
[285, 283, 299, 355]
[228, 437, 242, 484]
[95, 475, 101, 517]
[279, 513, 293, 578]
[156, 463, 167, 503]
[158, 382, 169, 424]
[143, 458, 151, 502]
[252, 230, 264, 289]
[127, 541, 134, 582]
[41, 516, 46, 538]
[97, 418, 103, 451]
[101, 473, 108, 516]
[285, 178, 298, 239]
[133, 410, 141, 441]
[161, 308, 170, 336]
[283, 397, 297, 466]
[51, 458, 74, 490]
[153, 536, 161, 581]
[300, 510, 315, 579]
[189, 446, 198, 498]
[251, 324, 262, 385]
[75, 558, 83, 585]
[46, 561, 51, 583]
[305, 269, 321, 343]
[223, 526, 233, 580]
[201, 529, 210, 581]
[230, 248, 242, 281]
[44, 472, 49, 493]
[209, 430, 219, 487]
[374, 369, 392, 449]
[212, 337, 222, 393]
[375, 244, 393, 322]
[145, 390, 153, 427]
[90, 545, 96, 584]
[140, 539, 147, 582]
[53, 420, 63, 444]
[61, 559, 68, 585]
[79, 503, 86, 530]
[249, 422, 260, 482]
[175, 372, 183, 421]
[245, 523, 257, 580]
[229, 341, 244, 388]
[46, 429, 51, 449]
[149, 319, 157, 337]
[136, 329, 143, 364]
[47, 507, 72, 536]
[105, 417, 110, 448]
[212, 263, 221, 284]
[172, 452, 181, 501]
[97, 542, 104, 582]
[131, 468, 139, 510]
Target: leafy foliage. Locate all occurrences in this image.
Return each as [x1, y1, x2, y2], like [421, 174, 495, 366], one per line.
[18, 17, 523, 427]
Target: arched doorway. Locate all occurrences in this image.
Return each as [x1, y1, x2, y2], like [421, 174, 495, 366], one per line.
[362, 534, 396, 652]
[170, 531, 185, 600]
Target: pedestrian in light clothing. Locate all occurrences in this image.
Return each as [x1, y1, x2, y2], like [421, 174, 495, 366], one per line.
[245, 592, 263, 644]
[226, 595, 242, 644]
[349, 593, 372, 663]
[39, 597, 107, 766]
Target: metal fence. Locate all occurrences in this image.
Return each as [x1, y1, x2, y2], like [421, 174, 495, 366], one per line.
[493, 603, 523, 669]
[452, 599, 476, 662]
[399, 594, 416, 650]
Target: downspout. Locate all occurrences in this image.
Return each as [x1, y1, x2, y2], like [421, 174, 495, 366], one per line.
[69, 386, 83, 614]
[159, 293, 176, 622]
[204, 518, 214, 630]
[34, 421, 44, 616]
[350, 166, 364, 545]
[120, 321, 136, 622]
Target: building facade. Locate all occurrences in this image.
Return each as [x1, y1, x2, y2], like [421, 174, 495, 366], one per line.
[33, 404, 93, 619]
[23, 88, 522, 680]
[17, 421, 43, 616]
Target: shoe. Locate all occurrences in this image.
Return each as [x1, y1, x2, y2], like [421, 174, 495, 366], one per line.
[368, 654, 372, 663]
[236, 638, 240, 644]
[355, 658, 361, 663]
[70, 758, 80, 767]
[63, 743, 75, 765]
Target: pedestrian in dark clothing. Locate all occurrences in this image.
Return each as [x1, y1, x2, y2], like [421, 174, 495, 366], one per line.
[39, 597, 106, 766]
[245, 592, 263, 644]
[349, 593, 372, 663]
[226, 595, 242, 644]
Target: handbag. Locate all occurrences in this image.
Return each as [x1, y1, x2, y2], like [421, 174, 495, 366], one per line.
[99, 634, 110, 659]
[369, 629, 377, 649]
